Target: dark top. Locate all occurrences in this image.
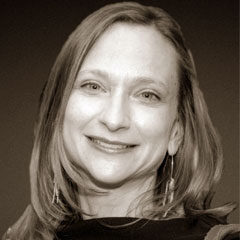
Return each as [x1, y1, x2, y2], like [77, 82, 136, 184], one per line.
[55, 215, 239, 240]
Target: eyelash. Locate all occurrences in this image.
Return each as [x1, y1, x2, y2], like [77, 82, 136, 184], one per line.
[79, 82, 161, 103]
[80, 82, 104, 92]
[138, 91, 161, 102]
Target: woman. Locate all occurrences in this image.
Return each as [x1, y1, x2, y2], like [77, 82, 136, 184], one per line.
[3, 2, 239, 240]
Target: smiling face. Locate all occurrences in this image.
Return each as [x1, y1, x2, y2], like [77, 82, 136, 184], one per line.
[63, 23, 181, 188]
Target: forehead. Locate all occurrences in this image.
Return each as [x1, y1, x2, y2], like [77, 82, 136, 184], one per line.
[80, 23, 179, 93]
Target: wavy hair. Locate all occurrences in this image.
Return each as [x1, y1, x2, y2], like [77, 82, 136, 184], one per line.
[4, 2, 234, 239]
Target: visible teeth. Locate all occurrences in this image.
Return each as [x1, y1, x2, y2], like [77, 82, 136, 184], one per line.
[91, 138, 130, 149]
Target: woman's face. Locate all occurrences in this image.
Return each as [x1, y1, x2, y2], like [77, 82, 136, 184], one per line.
[63, 23, 180, 187]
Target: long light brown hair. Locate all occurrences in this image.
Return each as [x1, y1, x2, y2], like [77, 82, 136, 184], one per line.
[4, 2, 234, 239]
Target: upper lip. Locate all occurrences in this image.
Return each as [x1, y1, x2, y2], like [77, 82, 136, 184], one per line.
[87, 135, 138, 146]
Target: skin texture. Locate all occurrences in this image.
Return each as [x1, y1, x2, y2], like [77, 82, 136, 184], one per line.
[63, 23, 182, 218]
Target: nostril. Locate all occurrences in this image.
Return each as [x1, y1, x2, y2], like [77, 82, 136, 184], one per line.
[101, 118, 130, 132]
[99, 114, 130, 131]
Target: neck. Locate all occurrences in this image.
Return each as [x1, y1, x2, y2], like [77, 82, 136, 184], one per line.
[78, 174, 156, 219]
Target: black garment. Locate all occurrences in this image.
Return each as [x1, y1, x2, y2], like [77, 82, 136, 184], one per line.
[56, 215, 238, 240]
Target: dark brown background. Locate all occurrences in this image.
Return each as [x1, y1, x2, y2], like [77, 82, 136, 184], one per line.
[0, 0, 239, 235]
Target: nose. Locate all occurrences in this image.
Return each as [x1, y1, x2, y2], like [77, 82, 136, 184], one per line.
[99, 92, 130, 132]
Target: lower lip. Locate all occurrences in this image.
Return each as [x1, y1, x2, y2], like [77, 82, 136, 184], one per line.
[87, 137, 136, 154]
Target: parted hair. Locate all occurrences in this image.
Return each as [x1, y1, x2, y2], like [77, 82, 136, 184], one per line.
[3, 2, 234, 239]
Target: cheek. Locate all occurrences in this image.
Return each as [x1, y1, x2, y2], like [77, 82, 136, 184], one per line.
[63, 92, 104, 155]
[64, 92, 103, 127]
[133, 105, 174, 143]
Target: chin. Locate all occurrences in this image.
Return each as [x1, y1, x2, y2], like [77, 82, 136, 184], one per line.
[87, 169, 131, 189]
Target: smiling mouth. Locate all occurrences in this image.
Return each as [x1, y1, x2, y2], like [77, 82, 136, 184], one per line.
[87, 136, 137, 153]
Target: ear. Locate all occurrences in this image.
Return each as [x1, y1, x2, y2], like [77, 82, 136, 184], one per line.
[168, 119, 183, 156]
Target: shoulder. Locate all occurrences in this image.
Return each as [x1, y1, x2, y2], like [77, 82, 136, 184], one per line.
[56, 215, 235, 240]
[204, 224, 240, 240]
[195, 214, 240, 240]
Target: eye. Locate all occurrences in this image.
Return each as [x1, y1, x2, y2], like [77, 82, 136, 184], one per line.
[138, 91, 161, 103]
[80, 82, 104, 93]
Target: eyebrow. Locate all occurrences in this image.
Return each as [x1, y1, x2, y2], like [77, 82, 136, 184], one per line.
[78, 69, 169, 91]
[78, 69, 109, 80]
